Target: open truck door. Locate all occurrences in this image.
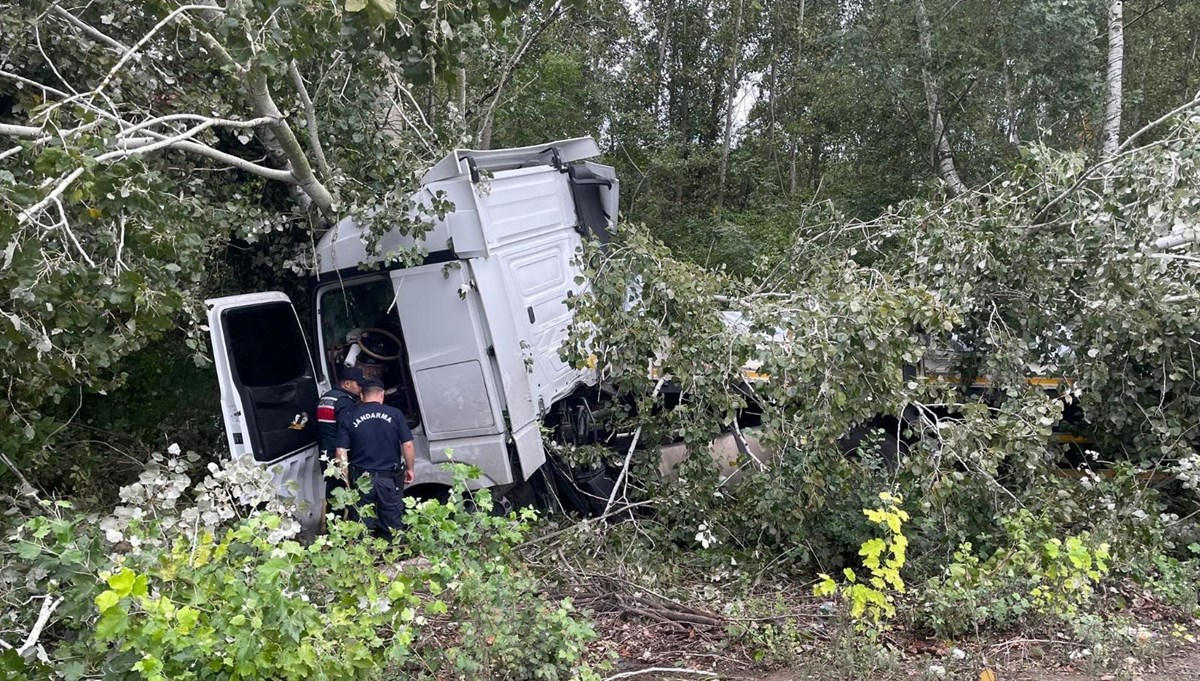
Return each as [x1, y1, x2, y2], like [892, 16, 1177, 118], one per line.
[206, 292, 324, 529]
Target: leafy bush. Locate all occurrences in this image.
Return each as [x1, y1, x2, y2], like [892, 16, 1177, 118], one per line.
[917, 509, 1111, 638]
[1, 453, 599, 680]
[402, 477, 602, 680]
[813, 493, 909, 637]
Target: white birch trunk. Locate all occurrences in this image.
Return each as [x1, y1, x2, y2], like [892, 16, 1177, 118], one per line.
[717, 0, 745, 209]
[914, 0, 968, 197]
[1101, 0, 1124, 159]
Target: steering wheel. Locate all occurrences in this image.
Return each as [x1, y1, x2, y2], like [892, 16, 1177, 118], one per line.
[357, 327, 402, 361]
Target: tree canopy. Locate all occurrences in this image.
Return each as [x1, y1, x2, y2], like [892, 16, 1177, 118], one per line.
[3, 1, 1200, 678]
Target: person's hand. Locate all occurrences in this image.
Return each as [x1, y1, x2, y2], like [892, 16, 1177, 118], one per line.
[404, 468, 415, 485]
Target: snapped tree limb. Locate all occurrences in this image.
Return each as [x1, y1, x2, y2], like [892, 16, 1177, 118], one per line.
[9, 116, 288, 225]
[288, 60, 332, 182]
[244, 70, 335, 211]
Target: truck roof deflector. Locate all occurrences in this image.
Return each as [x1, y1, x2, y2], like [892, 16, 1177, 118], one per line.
[421, 137, 602, 184]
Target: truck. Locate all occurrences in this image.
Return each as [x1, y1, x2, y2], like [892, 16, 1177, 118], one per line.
[205, 137, 619, 530]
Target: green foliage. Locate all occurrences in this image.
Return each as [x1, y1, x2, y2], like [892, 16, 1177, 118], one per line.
[0, 0, 528, 488]
[871, 118, 1200, 466]
[1, 457, 599, 680]
[564, 222, 964, 566]
[400, 474, 602, 680]
[918, 509, 1112, 638]
[814, 493, 909, 637]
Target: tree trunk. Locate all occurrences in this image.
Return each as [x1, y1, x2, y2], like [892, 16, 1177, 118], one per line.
[914, 0, 968, 197]
[479, 109, 494, 149]
[808, 138, 822, 192]
[768, 52, 777, 161]
[716, 0, 745, 210]
[787, 0, 805, 196]
[246, 71, 334, 211]
[458, 67, 468, 131]
[655, 0, 676, 122]
[1182, 31, 1198, 103]
[788, 142, 798, 195]
[1128, 35, 1152, 133]
[1101, 0, 1124, 159]
[997, 1, 1019, 146]
[427, 86, 438, 132]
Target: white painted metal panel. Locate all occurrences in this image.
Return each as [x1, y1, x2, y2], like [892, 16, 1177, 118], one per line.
[392, 265, 516, 485]
[471, 167, 592, 410]
[423, 433, 512, 487]
[422, 137, 601, 184]
[476, 167, 577, 249]
[468, 256, 544, 478]
[393, 264, 506, 440]
[315, 186, 455, 275]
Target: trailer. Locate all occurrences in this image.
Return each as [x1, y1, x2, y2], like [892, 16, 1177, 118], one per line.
[205, 138, 618, 529]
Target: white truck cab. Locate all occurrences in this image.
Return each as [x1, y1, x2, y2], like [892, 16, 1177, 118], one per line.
[206, 138, 618, 528]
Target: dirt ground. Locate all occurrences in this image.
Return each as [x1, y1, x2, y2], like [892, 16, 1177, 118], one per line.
[614, 648, 1200, 681]
[756, 645, 1200, 680]
[596, 621, 1200, 681]
[577, 572, 1200, 681]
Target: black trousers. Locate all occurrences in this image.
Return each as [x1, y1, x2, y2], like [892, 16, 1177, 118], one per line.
[349, 465, 405, 540]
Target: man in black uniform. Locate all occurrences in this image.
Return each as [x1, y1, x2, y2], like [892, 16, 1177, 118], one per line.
[316, 366, 363, 516]
[335, 379, 416, 539]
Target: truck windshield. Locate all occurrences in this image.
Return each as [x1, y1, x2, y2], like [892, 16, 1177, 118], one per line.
[320, 279, 398, 350]
[318, 277, 420, 427]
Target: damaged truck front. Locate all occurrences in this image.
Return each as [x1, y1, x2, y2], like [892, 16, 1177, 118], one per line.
[205, 138, 618, 530]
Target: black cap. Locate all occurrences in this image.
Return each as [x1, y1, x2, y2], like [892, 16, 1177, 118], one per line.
[339, 366, 365, 384]
[360, 378, 385, 391]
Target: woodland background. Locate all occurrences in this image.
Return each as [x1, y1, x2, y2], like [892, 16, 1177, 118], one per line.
[2, 0, 1200, 679]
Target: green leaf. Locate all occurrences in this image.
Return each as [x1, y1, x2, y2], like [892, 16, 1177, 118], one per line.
[15, 542, 40, 560]
[176, 606, 200, 634]
[369, 0, 396, 18]
[95, 590, 121, 613]
[95, 607, 128, 639]
[345, 0, 367, 11]
[106, 568, 136, 597]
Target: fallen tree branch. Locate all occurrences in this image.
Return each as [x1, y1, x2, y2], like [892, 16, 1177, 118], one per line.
[17, 168, 85, 226]
[604, 377, 665, 515]
[102, 118, 254, 160]
[1026, 137, 1173, 233]
[16, 116, 283, 224]
[0, 451, 38, 494]
[518, 499, 655, 548]
[603, 668, 719, 681]
[1119, 87, 1200, 153]
[1154, 231, 1198, 250]
[1027, 88, 1200, 235]
[116, 137, 294, 180]
[116, 113, 272, 138]
[289, 60, 332, 181]
[49, 4, 130, 54]
[91, 5, 219, 100]
[14, 595, 64, 660]
[37, 4, 223, 123]
[245, 72, 333, 211]
[0, 123, 46, 139]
